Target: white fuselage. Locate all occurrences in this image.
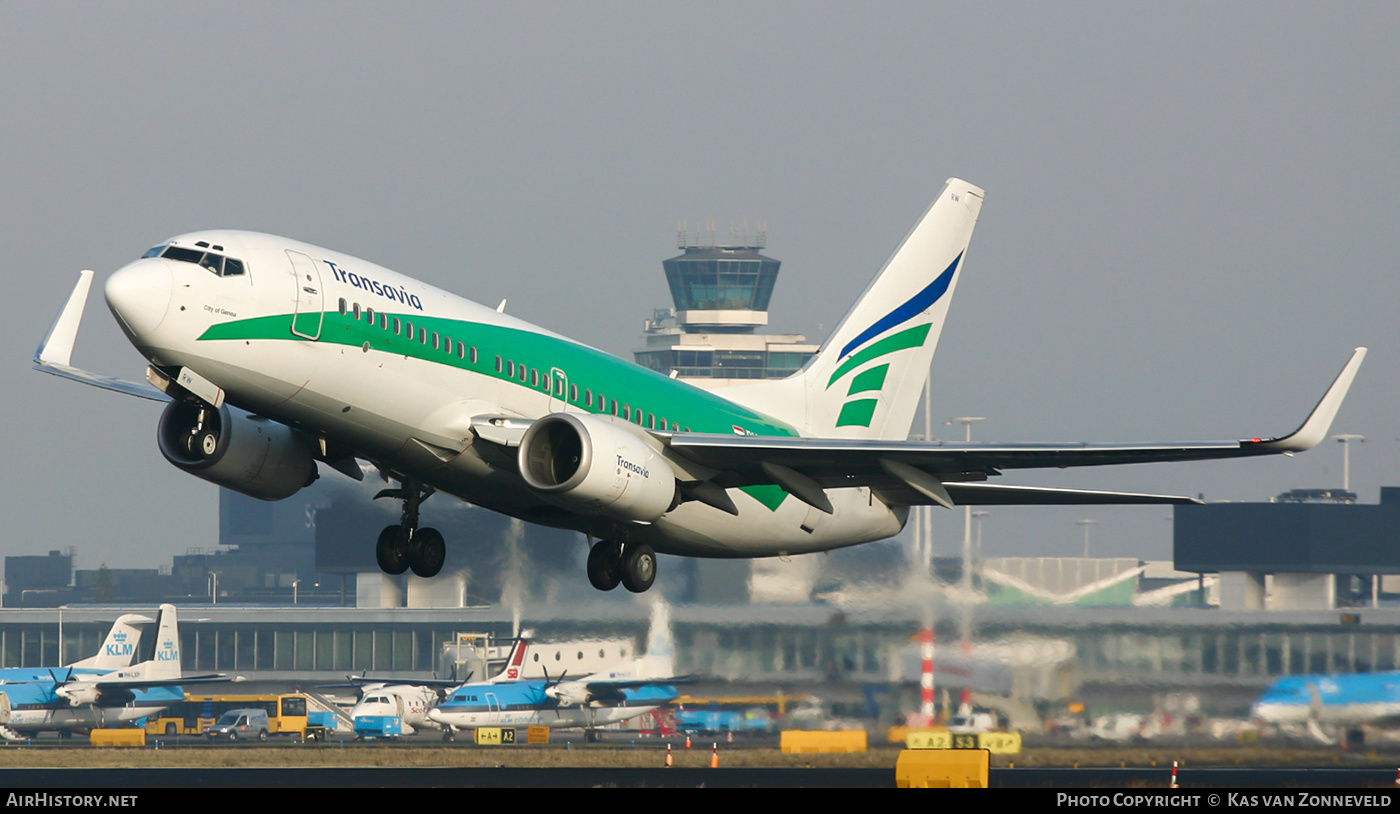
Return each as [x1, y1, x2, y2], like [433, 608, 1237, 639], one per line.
[104, 231, 906, 558]
[349, 684, 441, 734]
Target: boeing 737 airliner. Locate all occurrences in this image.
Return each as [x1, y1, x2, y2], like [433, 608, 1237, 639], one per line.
[34, 179, 1366, 592]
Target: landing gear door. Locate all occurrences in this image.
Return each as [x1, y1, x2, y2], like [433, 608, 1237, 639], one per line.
[287, 250, 324, 340]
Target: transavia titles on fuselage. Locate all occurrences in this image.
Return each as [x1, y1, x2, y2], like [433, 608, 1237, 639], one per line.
[34, 179, 1366, 592]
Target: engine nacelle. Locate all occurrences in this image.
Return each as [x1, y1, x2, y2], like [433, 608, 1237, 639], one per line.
[55, 683, 100, 707]
[518, 413, 678, 522]
[157, 400, 318, 501]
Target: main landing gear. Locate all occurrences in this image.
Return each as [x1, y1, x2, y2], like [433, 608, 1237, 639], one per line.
[374, 480, 446, 578]
[586, 539, 656, 593]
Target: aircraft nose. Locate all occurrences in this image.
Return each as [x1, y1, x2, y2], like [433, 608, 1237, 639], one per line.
[104, 259, 172, 340]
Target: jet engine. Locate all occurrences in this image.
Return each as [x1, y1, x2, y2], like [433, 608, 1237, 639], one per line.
[157, 400, 318, 500]
[518, 413, 679, 522]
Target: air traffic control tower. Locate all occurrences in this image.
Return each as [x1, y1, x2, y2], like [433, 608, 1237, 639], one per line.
[635, 223, 817, 388]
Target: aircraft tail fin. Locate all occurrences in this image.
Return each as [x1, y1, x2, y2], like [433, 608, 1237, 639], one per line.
[720, 179, 983, 439]
[489, 636, 530, 683]
[67, 613, 154, 670]
[118, 604, 183, 682]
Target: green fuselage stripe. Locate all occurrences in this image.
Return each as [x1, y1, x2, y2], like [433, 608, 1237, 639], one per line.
[200, 310, 800, 438]
[199, 310, 802, 511]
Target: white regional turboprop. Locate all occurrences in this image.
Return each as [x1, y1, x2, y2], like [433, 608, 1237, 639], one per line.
[34, 179, 1365, 592]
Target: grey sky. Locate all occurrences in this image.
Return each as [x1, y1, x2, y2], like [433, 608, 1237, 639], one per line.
[4, 3, 1398, 572]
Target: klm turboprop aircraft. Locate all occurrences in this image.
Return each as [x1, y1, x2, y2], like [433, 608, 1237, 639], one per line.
[1253, 673, 1400, 744]
[0, 605, 220, 737]
[34, 179, 1365, 592]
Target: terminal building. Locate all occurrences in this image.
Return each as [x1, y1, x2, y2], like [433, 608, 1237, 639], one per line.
[1175, 486, 1400, 610]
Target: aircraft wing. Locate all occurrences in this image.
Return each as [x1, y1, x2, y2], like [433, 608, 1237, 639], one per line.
[33, 270, 170, 402]
[92, 673, 227, 689]
[334, 674, 469, 688]
[663, 348, 1365, 510]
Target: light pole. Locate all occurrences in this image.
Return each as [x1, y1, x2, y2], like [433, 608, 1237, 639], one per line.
[1332, 434, 1365, 493]
[292, 579, 302, 605]
[972, 511, 990, 561]
[948, 418, 987, 645]
[1077, 519, 1098, 558]
[208, 571, 220, 605]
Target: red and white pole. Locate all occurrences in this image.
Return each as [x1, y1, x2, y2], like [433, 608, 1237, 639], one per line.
[918, 627, 936, 726]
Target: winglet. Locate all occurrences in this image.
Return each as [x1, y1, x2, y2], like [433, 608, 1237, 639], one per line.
[35, 270, 94, 367]
[1255, 347, 1367, 452]
[34, 270, 171, 402]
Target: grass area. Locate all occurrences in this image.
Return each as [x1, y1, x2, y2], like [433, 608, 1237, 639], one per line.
[0, 742, 1395, 770]
[0, 743, 896, 770]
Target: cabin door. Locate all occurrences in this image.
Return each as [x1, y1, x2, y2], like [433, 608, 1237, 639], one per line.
[286, 250, 324, 340]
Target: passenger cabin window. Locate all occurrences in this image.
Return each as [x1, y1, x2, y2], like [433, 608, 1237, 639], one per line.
[584, 389, 593, 408]
[393, 317, 402, 334]
[352, 303, 361, 319]
[365, 307, 374, 323]
[338, 298, 348, 315]
[470, 347, 478, 364]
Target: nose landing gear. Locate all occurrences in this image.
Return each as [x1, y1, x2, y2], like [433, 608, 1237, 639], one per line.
[374, 480, 446, 578]
[586, 538, 656, 593]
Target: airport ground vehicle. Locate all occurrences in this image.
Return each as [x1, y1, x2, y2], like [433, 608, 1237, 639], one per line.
[206, 708, 269, 741]
[144, 693, 311, 738]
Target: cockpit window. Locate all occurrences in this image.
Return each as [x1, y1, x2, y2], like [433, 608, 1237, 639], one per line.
[142, 245, 167, 259]
[161, 246, 204, 264]
[159, 245, 247, 278]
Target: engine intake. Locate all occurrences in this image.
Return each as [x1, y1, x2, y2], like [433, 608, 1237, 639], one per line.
[518, 413, 678, 522]
[157, 401, 318, 500]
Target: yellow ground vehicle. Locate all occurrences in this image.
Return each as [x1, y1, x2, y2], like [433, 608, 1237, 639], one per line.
[145, 694, 311, 738]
